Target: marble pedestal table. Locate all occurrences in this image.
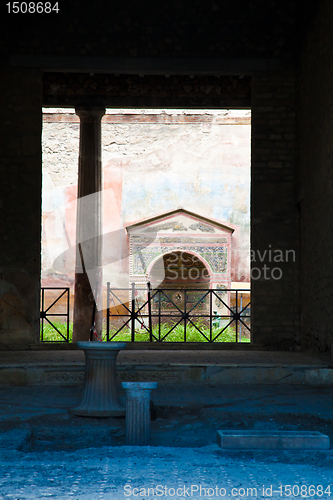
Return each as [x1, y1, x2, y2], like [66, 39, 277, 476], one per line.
[122, 382, 158, 445]
[71, 341, 126, 417]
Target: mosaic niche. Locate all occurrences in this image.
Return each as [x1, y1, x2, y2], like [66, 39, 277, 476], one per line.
[131, 235, 228, 275]
[214, 284, 228, 308]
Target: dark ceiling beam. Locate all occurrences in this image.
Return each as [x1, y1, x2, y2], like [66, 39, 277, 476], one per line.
[43, 96, 251, 109]
[8, 55, 289, 75]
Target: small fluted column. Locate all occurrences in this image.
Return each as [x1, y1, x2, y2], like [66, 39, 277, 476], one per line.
[71, 341, 126, 417]
[122, 382, 158, 446]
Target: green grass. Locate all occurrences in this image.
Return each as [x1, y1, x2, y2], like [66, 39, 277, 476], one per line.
[41, 319, 250, 343]
[107, 320, 250, 343]
[40, 320, 73, 342]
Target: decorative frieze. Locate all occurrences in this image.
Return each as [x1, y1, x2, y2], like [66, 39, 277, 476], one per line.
[132, 241, 228, 274]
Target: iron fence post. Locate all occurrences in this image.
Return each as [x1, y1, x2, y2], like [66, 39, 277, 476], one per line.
[66, 288, 70, 342]
[158, 290, 161, 341]
[147, 282, 152, 342]
[131, 282, 136, 342]
[184, 289, 187, 342]
[239, 292, 243, 342]
[41, 287, 45, 342]
[235, 290, 238, 342]
[209, 288, 213, 342]
[107, 282, 110, 341]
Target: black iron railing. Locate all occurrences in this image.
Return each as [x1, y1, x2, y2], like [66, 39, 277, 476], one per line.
[106, 282, 251, 343]
[40, 284, 250, 343]
[40, 287, 70, 342]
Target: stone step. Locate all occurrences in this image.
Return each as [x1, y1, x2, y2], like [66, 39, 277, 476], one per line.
[217, 430, 330, 450]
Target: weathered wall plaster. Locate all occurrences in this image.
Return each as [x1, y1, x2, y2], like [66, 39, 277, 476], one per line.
[42, 110, 251, 300]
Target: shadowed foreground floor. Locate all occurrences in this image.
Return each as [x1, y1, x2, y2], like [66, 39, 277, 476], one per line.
[0, 383, 333, 499]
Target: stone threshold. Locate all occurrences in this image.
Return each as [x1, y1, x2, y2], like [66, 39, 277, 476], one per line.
[0, 349, 330, 386]
[0, 362, 332, 387]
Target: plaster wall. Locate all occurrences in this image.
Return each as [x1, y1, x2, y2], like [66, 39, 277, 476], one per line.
[41, 111, 251, 295]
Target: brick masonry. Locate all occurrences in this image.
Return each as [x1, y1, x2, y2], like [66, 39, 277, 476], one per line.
[43, 74, 251, 109]
[0, 68, 43, 347]
[251, 73, 299, 348]
[297, 0, 333, 352]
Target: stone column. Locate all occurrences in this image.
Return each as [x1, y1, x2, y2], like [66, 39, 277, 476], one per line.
[71, 341, 126, 417]
[73, 107, 105, 342]
[122, 382, 158, 445]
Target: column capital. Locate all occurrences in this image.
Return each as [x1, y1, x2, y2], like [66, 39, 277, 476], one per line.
[75, 106, 105, 122]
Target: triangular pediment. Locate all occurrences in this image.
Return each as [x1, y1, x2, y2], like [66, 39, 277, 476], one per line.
[126, 208, 235, 235]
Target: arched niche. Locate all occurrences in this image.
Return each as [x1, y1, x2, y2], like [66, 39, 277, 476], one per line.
[148, 251, 211, 316]
[149, 250, 210, 289]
